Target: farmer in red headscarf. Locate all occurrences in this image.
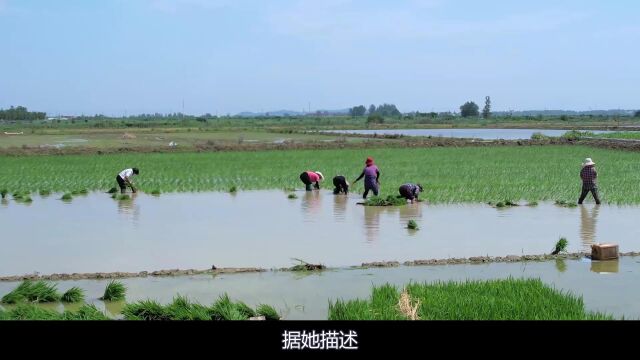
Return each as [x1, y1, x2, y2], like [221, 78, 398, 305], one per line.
[353, 157, 380, 199]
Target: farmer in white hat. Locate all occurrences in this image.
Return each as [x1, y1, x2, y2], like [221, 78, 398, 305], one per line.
[578, 158, 601, 205]
[299, 170, 324, 191]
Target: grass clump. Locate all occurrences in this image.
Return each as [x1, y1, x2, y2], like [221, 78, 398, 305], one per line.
[229, 185, 237, 193]
[61, 193, 73, 201]
[407, 220, 419, 230]
[288, 193, 298, 199]
[527, 201, 538, 206]
[1, 280, 61, 304]
[288, 258, 325, 271]
[151, 189, 161, 196]
[117, 194, 131, 201]
[364, 195, 406, 206]
[61, 287, 85, 303]
[122, 299, 171, 320]
[0, 189, 8, 199]
[329, 278, 612, 320]
[62, 304, 109, 320]
[256, 304, 280, 320]
[107, 187, 118, 194]
[530, 132, 549, 140]
[7, 303, 61, 320]
[210, 294, 245, 320]
[165, 295, 212, 320]
[71, 189, 88, 195]
[38, 189, 51, 196]
[555, 200, 577, 208]
[100, 280, 126, 301]
[552, 237, 569, 255]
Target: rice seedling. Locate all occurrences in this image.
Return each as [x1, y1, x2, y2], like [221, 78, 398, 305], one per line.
[364, 195, 406, 206]
[107, 187, 118, 193]
[151, 189, 161, 196]
[122, 299, 171, 320]
[22, 196, 33, 203]
[229, 185, 237, 193]
[495, 201, 505, 208]
[256, 304, 280, 320]
[1, 145, 638, 204]
[38, 189, 51, 196]
[117, 194, 131, 201]
[329, 278, 613, 320]
[235, 301, 256, 318]
[210, 294, 245, 320]
[110, 193, 117, 199]
[62, 304, 110, 320]
[407, 220, 419, 230]
[61, 193, 73, 201]
[8, 303, 61, 320]
[1, 280, 61, 303]
[288, 193, 297, 199]
[165, 295, 212, 320]
[552, 237, 569, 255]
[61, 287, 85, 303]
[12, 192, 24, 200]
[0, 189, 7, 199]
[101, 280, 126, 301]
[527, 201, 538, 206]
[555, 200, 577, 208]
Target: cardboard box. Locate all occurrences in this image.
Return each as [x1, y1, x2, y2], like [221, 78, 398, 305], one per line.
[591, 243, 619, 260]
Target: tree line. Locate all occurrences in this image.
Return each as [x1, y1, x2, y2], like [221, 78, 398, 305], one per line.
[0, 106, 46, 120]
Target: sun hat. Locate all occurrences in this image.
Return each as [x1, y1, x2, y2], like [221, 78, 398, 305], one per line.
[582, 158, 595, 166]
[315, 171, 324, 180]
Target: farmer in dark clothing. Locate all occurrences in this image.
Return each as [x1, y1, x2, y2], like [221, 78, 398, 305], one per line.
[299, 171, 324, 191]
[332, 175, 349, 194]
[398, 183, 424, 203]
[116, 167, 139, 194]
[578, 158, 601, 205]
[353, 157, 380, 199]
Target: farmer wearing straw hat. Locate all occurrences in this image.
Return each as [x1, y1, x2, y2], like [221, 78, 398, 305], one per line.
[299, 171, 324, 191]
[353, 157, 380, 199]
[578, 158, 601, 205]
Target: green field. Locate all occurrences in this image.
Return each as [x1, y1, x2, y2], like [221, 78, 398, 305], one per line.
[328, 278, 612, 320]
[1, 145, 638, 204]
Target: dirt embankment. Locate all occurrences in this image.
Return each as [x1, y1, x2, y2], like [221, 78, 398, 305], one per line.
[0, 137, 577, 156]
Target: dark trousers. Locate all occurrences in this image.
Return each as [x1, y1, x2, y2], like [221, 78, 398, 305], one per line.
[363, 179, 379, 199]
[333, 176, 348, 194]
[299, 172, 315, 191]
[398, 185, 414, 200]
[116, 175, 127, 193]
[578, 187, 601, 205]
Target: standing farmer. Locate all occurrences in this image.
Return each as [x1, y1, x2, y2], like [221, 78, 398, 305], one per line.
[353, 157, 380, 199]
[299, 171, 324, 191]
[332, 175, 349, 194]
[398, 183, 424, 204]
[578, 158, 601, 205]
[116, 167, 139, 194]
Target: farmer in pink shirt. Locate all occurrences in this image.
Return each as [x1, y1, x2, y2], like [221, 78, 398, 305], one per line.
[299, 170, 324, 191]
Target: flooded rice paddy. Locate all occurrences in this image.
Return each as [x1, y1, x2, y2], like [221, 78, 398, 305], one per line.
[0, 257, 637, 319]
[327, 128, 615, 140]
[1, 191, 638, 276]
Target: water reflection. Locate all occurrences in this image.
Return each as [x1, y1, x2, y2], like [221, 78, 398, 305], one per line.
[555, 259, 567, 273]
[580, 205, 600, 250]
[117, 193, 141, 225]
[301, 191, 321, 222]
[590, 260, 619, 274]
[1, 199, 8, 207]
[104, 300, 126, 317]
[332, 194, 348, 222]
[363, 206, 381, 244]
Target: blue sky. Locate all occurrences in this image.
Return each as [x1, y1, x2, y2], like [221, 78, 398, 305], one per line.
[1, 0, 638, 115]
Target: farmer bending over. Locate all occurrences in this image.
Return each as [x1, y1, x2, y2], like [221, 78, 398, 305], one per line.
[117, 167, 139, 194]
[353, 157, 380, 199]
[332, 175, 349, 194]
[299, 171, 324, 191]
[398, 183, 424, 204]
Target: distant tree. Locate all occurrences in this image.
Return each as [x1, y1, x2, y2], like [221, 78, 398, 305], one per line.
[374, 103, 401, 117]
[635, 110, 640, 118]
[482, 96, 491, 119]
[428, 112, 438, 118]
[366, 114, 384, 126]
[349, 105, 366, 117]
[368, 104, 376, 115]
[0, 106, 46, 120]
[459, 101, 479, 117]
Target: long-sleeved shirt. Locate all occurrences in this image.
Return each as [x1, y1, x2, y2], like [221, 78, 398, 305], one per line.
[580, 165, 597, 189]
[400, 183, 421, 200]
[355, 165, 380, 182]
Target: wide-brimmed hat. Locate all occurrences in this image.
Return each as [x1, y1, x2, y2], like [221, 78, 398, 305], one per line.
[315, 171, 324, 180]
[582, 158, 595, 166]
[365, 157, 374, 165]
